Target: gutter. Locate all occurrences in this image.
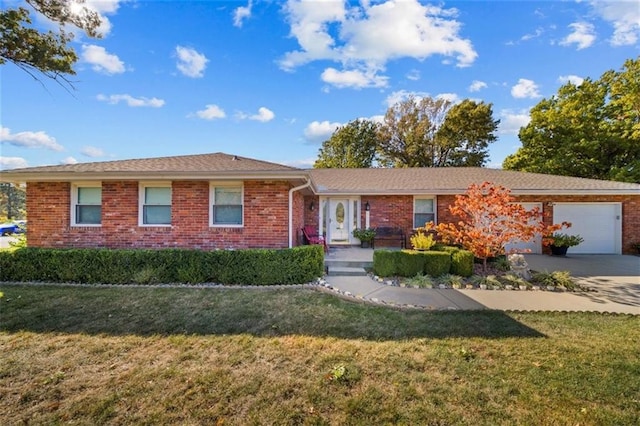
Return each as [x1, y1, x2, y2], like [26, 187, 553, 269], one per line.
[288, 178, 311, 248]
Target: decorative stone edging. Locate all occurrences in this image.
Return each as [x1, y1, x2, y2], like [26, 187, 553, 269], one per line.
[367, 273, 595, 293]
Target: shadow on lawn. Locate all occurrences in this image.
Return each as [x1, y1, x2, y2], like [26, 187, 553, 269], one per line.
[0, 284, 545, 340]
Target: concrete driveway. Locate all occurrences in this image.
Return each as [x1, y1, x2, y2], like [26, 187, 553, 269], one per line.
[523, 254, 640, 308]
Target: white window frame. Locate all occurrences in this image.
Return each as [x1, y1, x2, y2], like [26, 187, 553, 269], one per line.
[413, 196, 437, 229]
[139, 182, 172, 227]
[210, 182, 244, 227]
[71, 182, 102, 227]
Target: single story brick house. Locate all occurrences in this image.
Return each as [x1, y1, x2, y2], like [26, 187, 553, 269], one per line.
[1, 152, 639, 254]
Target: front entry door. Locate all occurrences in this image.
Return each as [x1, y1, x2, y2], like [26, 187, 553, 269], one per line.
[329, 199, 350, 244]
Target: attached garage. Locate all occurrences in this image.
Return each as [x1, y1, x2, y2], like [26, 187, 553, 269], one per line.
[505, 202, 543, 254]
[553, 203, 622, 254]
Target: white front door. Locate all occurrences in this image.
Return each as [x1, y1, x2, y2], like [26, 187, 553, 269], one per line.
[329, 199, 351, 244]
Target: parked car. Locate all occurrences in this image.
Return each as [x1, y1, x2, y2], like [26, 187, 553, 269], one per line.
[0, 220, 26, 236]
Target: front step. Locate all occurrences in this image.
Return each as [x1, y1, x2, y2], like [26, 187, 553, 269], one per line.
[324, 259, 372, 276]
[327, 266, 368, 276]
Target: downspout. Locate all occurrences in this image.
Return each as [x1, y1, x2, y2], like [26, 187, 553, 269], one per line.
[288, 178, 312, 248]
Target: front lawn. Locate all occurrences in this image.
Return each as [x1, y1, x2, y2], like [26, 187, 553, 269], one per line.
[1, 284, 639, 425]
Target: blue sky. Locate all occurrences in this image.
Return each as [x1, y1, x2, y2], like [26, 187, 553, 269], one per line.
[1, 0, 639, 170]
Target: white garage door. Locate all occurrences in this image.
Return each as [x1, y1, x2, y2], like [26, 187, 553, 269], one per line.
[505, 203, 543, 254]
[553, 203, 621, 254]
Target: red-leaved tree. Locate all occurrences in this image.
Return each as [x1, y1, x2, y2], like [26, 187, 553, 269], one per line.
[426, 182, 567, 272]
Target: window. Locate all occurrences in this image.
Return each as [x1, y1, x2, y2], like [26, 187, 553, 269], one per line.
[414, 197, 435, 228]
[211, 183, 243, 226]
[140, 184, 171, 225]
[72, 184, 102, 225]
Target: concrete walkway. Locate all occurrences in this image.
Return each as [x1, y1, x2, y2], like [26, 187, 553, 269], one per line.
[322, 254, 640, 314]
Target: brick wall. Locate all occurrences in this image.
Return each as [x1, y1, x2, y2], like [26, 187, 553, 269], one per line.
[27, 180, 295, 250]
[25, 182, 640, 254]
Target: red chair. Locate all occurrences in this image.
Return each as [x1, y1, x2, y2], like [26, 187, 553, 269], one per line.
[302, 226, 327, 252]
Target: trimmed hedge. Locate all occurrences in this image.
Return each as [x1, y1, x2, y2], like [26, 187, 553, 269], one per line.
[0, 245, 324, 285]
[372, 246, 473, 278]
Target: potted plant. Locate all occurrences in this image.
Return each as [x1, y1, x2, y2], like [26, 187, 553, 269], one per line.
[546, 233, 584, 256]
[632, 242, 640, 255]
[352, 228, 376, 248]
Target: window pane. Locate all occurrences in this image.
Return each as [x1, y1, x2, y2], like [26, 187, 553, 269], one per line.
[213, 205, 242, 224]
[77, 205, 101, 224]
[215, 187, 241, 204]
[78, 187, 101, 204]
[415, 199, 434, 214]
[144, 205, 171, 224]
[414, 213, 435, 228]
[145, 187, 171, 204]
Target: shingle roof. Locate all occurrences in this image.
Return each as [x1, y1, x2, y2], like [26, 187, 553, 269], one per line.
[0, 152, 304, 181]
[307, 167, 640, 195]
[1, 152, 638, 195]
[4, 152, 299, 174]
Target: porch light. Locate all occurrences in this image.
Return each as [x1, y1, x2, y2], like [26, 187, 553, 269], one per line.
[309, 201, 315, 211]
[365, 202, 370, 211]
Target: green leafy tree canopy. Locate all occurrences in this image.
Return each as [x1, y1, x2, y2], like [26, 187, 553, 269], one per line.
[378, 95, 499, 167]
[314, 119, 381, 168]
[503, 58, 640, 183]
[1, 0, 102, 88]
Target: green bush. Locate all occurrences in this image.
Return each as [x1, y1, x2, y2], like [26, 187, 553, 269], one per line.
[421, 251, 451, 277]
[397, 250, 427, 276]
[372, 250, 398, 277]
[450, 250, 474, 277]
[0, 245, 324, 285]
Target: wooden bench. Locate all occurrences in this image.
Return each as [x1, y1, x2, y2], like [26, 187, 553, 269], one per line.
[372, 226, 406, 249]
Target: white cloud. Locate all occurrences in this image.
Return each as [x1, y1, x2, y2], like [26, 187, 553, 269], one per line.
[175, 46, 209, 78]
[195, 104, 226, 120]
[61, 157, 79, 165]
[469, 80, 488, 92]
[0, 156, 28, 170]
[82, 44, 125, 74]
[83, 0, 125, 36]
[233, 1, 253, 28]
[251, 107, 275, 122]
[406, 69, 420, 81]
[511, 78, 541, 99]
[520, 27, 544, 42]
[499, 109, 531, 135]
[321, 67, 388, 89]
[0, 126, 64, 151]
[436, 93, 459, 103]
[97, 94, 165, 107]
[304, 120, 343, 144]
[589, 0, 640, 46]
[81, 146, 105, 158]
[283, 157, 316, 169]
[560, 22, 596, 50]
[236, 107, 275, 122]
[558, 75, 584, 86]
[384, 90, 430, 107]
[280, 0, 477, 88]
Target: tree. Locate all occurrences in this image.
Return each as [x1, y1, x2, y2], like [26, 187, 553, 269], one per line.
[314, 119, 380, 168]
[503, 58, 640, 183]
[1, 0, 101, 88]
[0, 183, 26, 220]
[426, 182, 565, 272]
[377, 96, 499, 167]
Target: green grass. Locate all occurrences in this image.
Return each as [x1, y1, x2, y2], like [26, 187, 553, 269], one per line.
[1, 284, 639, 425]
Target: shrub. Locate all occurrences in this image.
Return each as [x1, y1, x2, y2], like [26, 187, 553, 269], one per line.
[0, 245, 324, 285]
[450, 250, 473, 277]
[531, 270, 578, 290]
[372, 250, 398, 277]
[409, 229, 436, 250]
[422, 251, 451, 277]
[396, 250, 427, 277]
